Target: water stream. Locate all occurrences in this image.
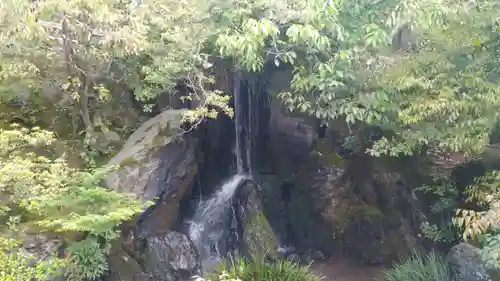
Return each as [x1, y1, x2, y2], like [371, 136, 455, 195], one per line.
[188, 174, 246, 271]
[188, 73, 254, 272]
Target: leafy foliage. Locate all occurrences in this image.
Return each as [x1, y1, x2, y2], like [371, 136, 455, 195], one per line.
[0, 125, 147, 280]
[0, 126, 145, 234]
[215, 0, 500, 157]
[2, 0, 500, 279]
[377, 251, 452, 281]
[453, 170, 500, 269]
[66, 236, 109, 280]
[417, 180, 460, 243]
[0, 0, 235, 139]
[0, 237, 68, 281]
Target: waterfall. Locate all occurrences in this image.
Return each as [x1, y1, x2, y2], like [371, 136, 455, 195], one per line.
[188, 73, 257, 272]
[188, 174, 246, 271]
[233, 74, 245, 174]
[233, 72, 254, 175]
[246, 77, 253, 176]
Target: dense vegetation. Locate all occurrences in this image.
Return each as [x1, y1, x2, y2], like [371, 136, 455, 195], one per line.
[1, 0, 500, 280]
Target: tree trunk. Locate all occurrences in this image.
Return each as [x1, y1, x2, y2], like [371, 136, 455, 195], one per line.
[80, 75, 94, 134]
[62, 16, 94, 135]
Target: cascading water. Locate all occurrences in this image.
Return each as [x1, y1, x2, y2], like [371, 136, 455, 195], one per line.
[188, 73, 257, 272]
[233, 73, 246, 174]
[188, 174, 246, 271]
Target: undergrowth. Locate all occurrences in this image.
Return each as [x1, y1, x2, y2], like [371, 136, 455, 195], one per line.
[201, 258, 320, 281]
[377, 251, 452, 281]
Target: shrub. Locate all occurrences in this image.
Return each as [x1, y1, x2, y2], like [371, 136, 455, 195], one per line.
[206, 258, 320, 281]
[0, 125, 148, 280]
[0, 237, 68, 281]
[66, 236, 109, 280]
[377, 251, 452, 281]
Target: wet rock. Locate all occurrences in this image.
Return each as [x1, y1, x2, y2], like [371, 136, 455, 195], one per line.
[105, 109, 199, 237]
[144, 231, 201, 281]
[277, 245, 297, 259]
[446, 243, 492, 281]
[301, 250, 326, 264]
[107, 250, 148, 281]
[235, 179, 279, 261]
[312, 250, 326, 261]
[287, 254, 301, 263]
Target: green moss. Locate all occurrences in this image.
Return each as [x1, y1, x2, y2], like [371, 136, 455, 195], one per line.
[243, 211, 278, 262]
[349, 205, 384, 222]
[119, 156, 141, 167]
[151, 122, 175, 148]
[313, 140, 345, 168]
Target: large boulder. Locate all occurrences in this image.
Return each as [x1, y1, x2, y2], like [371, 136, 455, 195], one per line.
[105, 109, 200, 237]
[235, 179, 279, 261]
[258, 99, 316, 247]
[288, 152, 424, 264]
[107, 239, 149, 281]
[286, 163, 343, 254]
[340, 167, 423, 265]
[446, 243, 492, 281]
[144, 231, 201, 281]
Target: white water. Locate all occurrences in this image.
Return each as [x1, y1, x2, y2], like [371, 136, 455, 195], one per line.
[233, 75, 244, 174]
[188, 174, 247, 271]
[188, 75, 254, 272]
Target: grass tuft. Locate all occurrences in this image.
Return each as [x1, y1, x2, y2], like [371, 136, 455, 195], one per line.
[377, 251, 452, 281]
[209, 258, 321, 281]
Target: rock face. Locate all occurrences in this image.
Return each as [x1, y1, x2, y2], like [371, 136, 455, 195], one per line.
[340, 168, 422, 264]
[288, 150, 424, 264]
[286, 163, 343, 254]
[144, 232, 201, 281]
[107, 238, 149, 281]
[105, 109, 199, 237]
[105, 110, 202, 281]
[446, 243, 492, 281]
[258, 98, 316, 247]
[94, 130, 122, 153]
[263, 99, 315, 176]
[234, 179, 279, 261]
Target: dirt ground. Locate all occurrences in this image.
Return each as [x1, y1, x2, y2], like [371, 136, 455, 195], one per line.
[311, 257, 384, 281]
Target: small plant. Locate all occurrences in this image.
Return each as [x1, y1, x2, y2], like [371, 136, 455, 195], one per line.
[416, 180, 460, 244]
[377, 251, 452, 281]
[481, 232, 500, 270]
[421, 222, 456, 243]
[208, 258, 320, 281]
[67, 236, 108, 280]
[452, 171, 500, 270]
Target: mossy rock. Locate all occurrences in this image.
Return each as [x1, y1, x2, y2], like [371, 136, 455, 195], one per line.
[313, 139, 345, 168]
[105, 110, 200, 237]
[237, 180, 279, 262]
[348, 205, 384, 223]
[242, 210, 279, 261]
